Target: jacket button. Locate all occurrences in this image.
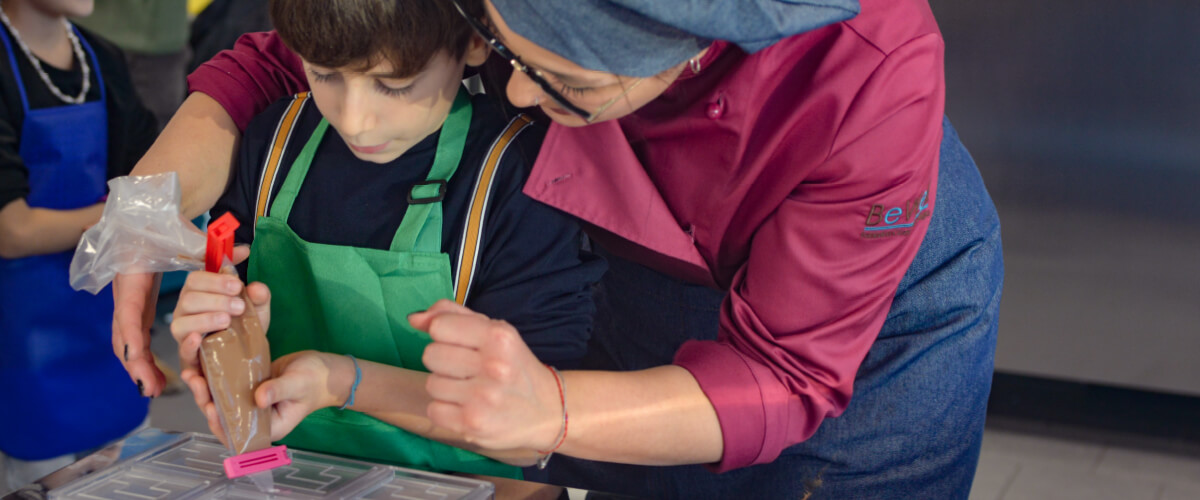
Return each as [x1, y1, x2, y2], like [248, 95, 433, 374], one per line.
[706, 93, 726, 119]
[706, 102, 723, 119]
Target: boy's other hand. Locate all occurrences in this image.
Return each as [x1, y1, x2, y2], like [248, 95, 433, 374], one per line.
[113, 272, 166, 397]
[255, 351, 345, 441]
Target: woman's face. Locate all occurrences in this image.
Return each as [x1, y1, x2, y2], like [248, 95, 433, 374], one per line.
[483, 1, 688, 127]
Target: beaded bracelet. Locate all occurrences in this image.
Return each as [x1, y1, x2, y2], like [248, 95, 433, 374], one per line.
[536, 364, 567, 469]
[338, 355, 362, 410]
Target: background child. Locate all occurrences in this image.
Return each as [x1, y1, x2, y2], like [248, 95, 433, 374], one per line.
[169, 0, 603, 480]
[0, 0, 157, 491]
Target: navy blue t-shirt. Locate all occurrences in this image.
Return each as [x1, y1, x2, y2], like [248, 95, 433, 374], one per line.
[213, 92, 604, 363]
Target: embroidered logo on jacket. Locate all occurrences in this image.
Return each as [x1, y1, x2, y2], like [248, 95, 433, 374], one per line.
[860, 190, 930, 239]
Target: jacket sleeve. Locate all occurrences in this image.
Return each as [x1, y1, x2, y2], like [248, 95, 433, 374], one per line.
[186, 31, 307, 132]
[673, 34, 945, 472]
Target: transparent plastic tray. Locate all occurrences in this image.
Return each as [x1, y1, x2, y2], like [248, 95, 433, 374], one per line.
[358, 468, 496, 500]
[49, 433, 494, 500]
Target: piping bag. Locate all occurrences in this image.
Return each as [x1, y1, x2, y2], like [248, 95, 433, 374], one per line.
[68, 174, 288, 489]
[203, 213, 290, 490]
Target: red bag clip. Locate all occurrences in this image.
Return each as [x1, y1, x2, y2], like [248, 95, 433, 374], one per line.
[205, 212, 241, 273]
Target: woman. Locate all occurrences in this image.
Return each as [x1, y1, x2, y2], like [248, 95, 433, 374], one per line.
[115, 0, 1002, 497]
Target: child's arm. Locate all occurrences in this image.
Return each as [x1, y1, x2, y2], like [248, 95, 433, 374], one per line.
[257, 351, 543, 466]
[0, 86, 106, 258]
[0, 198, 103, 258]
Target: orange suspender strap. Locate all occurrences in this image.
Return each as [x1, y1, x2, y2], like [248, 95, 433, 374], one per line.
[254, 92, 311, 222]
[453, 114, 534, 305]
[249, 95, 530, 306]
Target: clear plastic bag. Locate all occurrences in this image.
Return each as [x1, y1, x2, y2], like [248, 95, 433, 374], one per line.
[69, 172, 207, 294]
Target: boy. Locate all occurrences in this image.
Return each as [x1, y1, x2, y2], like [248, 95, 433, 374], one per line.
[170, 0, 603, 479]
[0, 0, 157, 490]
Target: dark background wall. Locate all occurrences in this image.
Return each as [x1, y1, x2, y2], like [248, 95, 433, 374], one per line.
[928, 0, 1200, 395]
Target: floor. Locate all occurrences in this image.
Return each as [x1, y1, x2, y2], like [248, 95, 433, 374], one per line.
[970, 426, 1200, 500]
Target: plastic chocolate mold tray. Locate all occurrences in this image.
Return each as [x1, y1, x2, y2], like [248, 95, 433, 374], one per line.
[49, 433, 494, 500]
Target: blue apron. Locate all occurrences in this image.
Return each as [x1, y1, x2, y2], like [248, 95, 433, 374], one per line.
[0, 25, 147, 461]
[547, 119, 1003, 499]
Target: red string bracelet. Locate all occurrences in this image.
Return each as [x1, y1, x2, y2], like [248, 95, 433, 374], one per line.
[536, 364, 567, 469]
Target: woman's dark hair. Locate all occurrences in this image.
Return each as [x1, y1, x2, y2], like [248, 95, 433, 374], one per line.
[269, 0, 484, 77]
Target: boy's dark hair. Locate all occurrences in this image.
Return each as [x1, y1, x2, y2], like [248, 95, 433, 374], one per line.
[270, 0, 484, 77]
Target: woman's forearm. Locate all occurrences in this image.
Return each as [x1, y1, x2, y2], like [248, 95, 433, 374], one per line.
[556, 366, 724, 465]
[129, 92, 240, 218]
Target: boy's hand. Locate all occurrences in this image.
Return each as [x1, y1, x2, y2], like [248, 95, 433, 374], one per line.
[255, 351, 351, 441]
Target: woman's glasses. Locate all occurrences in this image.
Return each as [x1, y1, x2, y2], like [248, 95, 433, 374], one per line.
[451, 0, 643, 123]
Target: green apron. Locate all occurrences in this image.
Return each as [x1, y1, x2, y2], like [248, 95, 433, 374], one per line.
[247, 91, 520, 479]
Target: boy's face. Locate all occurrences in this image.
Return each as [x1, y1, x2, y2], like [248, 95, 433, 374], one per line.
[304, 52, 466, 164]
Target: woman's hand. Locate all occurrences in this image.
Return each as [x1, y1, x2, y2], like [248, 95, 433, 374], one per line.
[255, 351, 353, 441]
[409, 300, 564, 452]
[112, 272, 166, 397]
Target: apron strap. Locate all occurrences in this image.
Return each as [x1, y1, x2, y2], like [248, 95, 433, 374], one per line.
[268, 116, 327, 221]
[452, 114, 534, 304]
[255, 92, 312, 224]
[267, 88, 474, 252]
[391, 89, 473, 253]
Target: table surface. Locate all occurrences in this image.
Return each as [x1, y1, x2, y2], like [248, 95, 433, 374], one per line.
[1, 429, 575, 500]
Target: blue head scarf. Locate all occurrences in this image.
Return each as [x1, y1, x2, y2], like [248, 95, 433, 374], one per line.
[490, 0, 860, 77]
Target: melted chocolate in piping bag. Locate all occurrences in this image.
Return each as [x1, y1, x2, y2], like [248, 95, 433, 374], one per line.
[201, 265, 272, 455]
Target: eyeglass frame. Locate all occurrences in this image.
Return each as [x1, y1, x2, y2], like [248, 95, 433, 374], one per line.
[450, 0, 643, 123]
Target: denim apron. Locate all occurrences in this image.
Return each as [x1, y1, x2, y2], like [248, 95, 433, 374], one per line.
[246, 91, 520, 479]
[0, 25, 147, 460]
[550, 119, 1003, 499]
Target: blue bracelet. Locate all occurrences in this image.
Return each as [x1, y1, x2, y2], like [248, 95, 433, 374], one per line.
[339, 355, 362, 410]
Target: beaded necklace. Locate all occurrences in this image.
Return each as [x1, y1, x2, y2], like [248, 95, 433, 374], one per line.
[0, 5, 90, 104]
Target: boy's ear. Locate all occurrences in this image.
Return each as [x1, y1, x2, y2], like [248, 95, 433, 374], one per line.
[463, 34, 490, 67]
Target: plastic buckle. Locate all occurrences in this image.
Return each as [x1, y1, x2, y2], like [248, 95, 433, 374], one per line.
[205, 212, 241, 273]
[407, 180, 447, 204]
[223, 445, 291, 479]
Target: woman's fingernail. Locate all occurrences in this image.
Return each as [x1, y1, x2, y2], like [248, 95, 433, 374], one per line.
[227, 280, 239, 293]
[231, 298, 245, 314]
[137, 379, 145, 397]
